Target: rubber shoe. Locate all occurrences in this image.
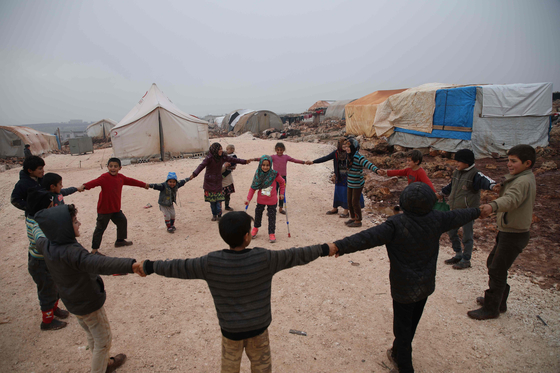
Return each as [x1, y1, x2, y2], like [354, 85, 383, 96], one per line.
[467, 307, 499, 320]
[106, 353, 127, 373]
[347, 221, 362, 228]
[53, 307, 70, 319]
[344, 219, 355, 226]
[114, 240, 133, 248]
[452, 260, 471, 269]
[444, 256, 461, 265]
[40, 319, 67, 331]
[251, 227, 258, 238]
[269, 234, 276, 243]
[167, 227, 174, 233]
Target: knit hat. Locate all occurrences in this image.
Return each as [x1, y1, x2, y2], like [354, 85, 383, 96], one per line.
[454, 149, 475, 166]
[166, 172, 178, 181]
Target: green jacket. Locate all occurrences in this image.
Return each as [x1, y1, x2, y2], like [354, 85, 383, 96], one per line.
[490, 169, 536, 233]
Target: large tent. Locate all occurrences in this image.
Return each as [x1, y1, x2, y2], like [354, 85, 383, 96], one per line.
[382, 83, 552, 158]
[0, 126, 58, 157]
[345, 89, 408, 137]
[324, 99, 356, 120]
[232, 110, 284, 135]
[111, 83, 209, 160]
[222, 109, 255, 132]
[87, 119, 117, 139]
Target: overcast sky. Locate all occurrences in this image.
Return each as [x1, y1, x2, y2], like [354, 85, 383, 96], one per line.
[1, 0, 559, 125]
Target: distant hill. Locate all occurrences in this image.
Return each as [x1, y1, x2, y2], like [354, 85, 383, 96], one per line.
[16, 121, 93, 134]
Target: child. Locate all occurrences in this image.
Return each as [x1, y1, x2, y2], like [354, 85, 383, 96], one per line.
[80, 157, 149, 255]
[307, 138, 361, 218]
[439, 149, 497, 269]
[190, 143, 249, 221]
[137, 211, 335, 373]
[42, 172, 84, 207]
[344, 137, 379, 227]
[24, 143, 32, 158]
[329, 182, 483, 373]
[468, 145, 537, 320]
[253, 142, 306, 214]
[34, 204, 143, 373]
[222, 144, 237, 211]
[377, 150, 436, 192]
[149, 172, 190, 233]
[245, 155, 285, 243]
[24, 187, 70, 331]
[11, 155, 45, 215]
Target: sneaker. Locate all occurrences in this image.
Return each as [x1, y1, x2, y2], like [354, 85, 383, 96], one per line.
[225, 206, 234, 211]
[269, 234, 276, 243]
[114, 240, 133, 248]
[251, 227, 258, 238]
[279, 208, 286, 215]
[171, 226, 176, 232]
[347, 221, 362, 227]
[467, 307, 499, 320]
[211, 216, 218, 221]
[40, 319, 68, 331]
[167, 227, 174, 233]
[53, 307, 69, 319]
[106, 353, 127, 373]
[453, 260, 471, 269]
[444, 256, 461, 265]
[344, 219, 355, 226]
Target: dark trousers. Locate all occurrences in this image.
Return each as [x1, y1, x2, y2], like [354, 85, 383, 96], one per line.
[28, 254, 59, 312]
[483, 231, 530, 312]
[254, 203, 277, 234]
[210, 201, 222, 216]
[347, 187, 363, 221]
[224, 195, 231, 208]
[92, 211, 127, 250]
[277, 176, 287, 208]
[392, 297, 428, 373]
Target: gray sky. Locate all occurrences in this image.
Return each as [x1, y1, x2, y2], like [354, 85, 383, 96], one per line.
[1, 0, 559, 125]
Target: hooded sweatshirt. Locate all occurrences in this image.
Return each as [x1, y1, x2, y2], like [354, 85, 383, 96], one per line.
[11, 170, 43, 215]
[334, 182, 480, 304]
[34, 205, 136, 315]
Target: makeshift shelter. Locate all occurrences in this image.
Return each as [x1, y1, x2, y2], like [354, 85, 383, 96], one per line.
[324, 99, 356, 120]
[383, 83, 552, 158]
[232, 110, 284, 135]
[0, 126, 57, 157]
[308, 100, 335, 123]
[213, 116, 225, 127]
[87, 119, 117, 139]
[222, 109, 255, 132]
[111, 83, 209, 161]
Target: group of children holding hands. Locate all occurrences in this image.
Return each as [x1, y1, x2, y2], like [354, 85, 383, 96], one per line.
[11, 140, 537, 373]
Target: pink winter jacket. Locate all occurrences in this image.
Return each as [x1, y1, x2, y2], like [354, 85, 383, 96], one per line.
[247, 174, 286, 206]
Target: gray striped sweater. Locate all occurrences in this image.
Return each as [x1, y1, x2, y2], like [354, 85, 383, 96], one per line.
[146, 245, 327, 334]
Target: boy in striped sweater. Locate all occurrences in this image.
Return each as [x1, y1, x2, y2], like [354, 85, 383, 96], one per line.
[138, 211, 336, 372]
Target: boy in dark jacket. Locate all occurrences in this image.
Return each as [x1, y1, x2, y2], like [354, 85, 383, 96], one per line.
[138, 211, 336, 373]
[11, 155, 45, 215]
[42, 172, 84, 207]
[329, 182, 483, 373]
[439, 149, 497, 269]
[34, 204, 143, 373]
[149, 171, 190, 232]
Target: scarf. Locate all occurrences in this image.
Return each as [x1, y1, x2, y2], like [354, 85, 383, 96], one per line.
[250, 155, 278, 190]
[209, 142, 222, 162]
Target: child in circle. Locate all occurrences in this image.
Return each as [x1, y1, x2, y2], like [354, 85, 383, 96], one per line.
[149, 172, 190, 232]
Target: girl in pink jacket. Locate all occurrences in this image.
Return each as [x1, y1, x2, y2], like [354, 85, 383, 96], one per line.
[245, 155, 285, 243]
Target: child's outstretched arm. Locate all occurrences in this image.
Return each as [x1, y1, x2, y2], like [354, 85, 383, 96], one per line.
[309, 150, 336, 165]
[268, 244, 330, 274]
[472, 171, 497, 192]
[358, 155, 379, 174]
[245, 188, 256, 205]
[149, 182, 165, 191]
[61, 187, 79, 196]
[140, 256, 208, 280]
[122, 175, 149, 189]
[177, 177, 191, 188]
[438, 207, 481, 233]
[63, 246, 137, 275]
[333, 220, 395, 256]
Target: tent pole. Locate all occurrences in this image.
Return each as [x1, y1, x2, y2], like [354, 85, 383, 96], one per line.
[158, 109, 165, 162]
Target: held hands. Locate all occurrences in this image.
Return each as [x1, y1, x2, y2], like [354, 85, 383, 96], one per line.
[377, 169, 387, 176]
[77, 185, 85, 192]
[327, 243, 339, 257]
[305, 160, 313, 165]
[132, 261, 146, 277]
[437, 193, 444, 201]
[144, 183, 150, 189]
[223, 162, 231, 168]
[479, 204, 493, 219]
[492, 184, 501, 193]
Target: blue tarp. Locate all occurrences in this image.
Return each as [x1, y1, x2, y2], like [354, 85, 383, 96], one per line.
[394, 86, 477, 140]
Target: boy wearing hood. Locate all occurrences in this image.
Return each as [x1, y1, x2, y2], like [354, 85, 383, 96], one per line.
[33, 204, 144, 373]
[149, 172, 190, 232]
[329, 182, 484, 373]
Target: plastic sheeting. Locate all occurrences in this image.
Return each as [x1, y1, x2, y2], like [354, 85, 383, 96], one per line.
[324, 99, 356, 120]
[111, 84, 209, 160]
[481, 83, 552, 117]
[233, 110, 283, 135]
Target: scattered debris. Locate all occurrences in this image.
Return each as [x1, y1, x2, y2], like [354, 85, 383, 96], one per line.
[289, 329, 307, 336]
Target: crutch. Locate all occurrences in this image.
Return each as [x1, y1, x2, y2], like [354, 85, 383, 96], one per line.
[283, 190, 291, 238]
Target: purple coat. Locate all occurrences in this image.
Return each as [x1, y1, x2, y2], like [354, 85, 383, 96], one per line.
[193, 154, 247, 193]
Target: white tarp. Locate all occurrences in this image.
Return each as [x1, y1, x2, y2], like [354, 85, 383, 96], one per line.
[482, 83, 552, 117]
[111, 83, 208, 160]
[228, 109, 255, 130]
[87, 118, 117, 139]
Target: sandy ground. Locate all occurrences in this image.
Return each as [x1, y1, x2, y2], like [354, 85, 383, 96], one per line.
[0, 133, 559, 373]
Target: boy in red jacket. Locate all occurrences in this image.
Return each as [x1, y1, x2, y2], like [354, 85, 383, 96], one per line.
[81, 158, 149, 255]
[378, 150, 436, 193]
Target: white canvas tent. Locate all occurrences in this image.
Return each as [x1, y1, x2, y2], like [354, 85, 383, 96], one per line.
[87, 119, 117, 139]
[0, 126, 58, 157]
[111, 84, 209, 160]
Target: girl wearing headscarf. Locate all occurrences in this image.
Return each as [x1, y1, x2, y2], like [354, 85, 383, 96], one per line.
[191, 143, 249, 221]
[308, 138, 364, 218]
[245, 155, 286, 243]
[344, 137, 379, 227]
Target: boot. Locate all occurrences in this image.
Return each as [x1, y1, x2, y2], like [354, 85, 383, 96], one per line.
[467, 290, 500, 320]
[444, 256, 461, 265]
[53, 300, 69, 319]
[476, 284, 509, 313]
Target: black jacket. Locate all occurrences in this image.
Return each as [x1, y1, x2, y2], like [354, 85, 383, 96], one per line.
[334, 182, 480, 304]
[11, 170, 43, 215]
[34, 205, 136, 316]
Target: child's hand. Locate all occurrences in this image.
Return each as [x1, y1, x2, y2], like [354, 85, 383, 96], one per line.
[279, 196, 284, 201]
[132, 262, 146, 277]
[305, 160, 313, 165]
[492, 184, 501, 193]
[223, 162, 231, 168]
[377, 169, 387, 176]
[437, 193, 444, 200]
[246, 159, 252, 164]
[144, 183, 150, 189]
[479, 204, 493, 219]
[189, 173, 196, 180]
[327, 243, 338, 257]
[244, 200, 249, 206]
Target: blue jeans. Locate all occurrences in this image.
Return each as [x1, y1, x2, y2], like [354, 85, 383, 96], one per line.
[210, 201, 222, 216]
[447, 219, 474, 261]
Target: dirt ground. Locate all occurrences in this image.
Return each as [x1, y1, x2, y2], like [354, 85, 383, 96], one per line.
[0, 133, 559, 372]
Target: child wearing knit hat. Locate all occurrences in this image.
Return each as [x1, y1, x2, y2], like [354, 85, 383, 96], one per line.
[149, 172, 190, 233]
[439, 149, 499, 269]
